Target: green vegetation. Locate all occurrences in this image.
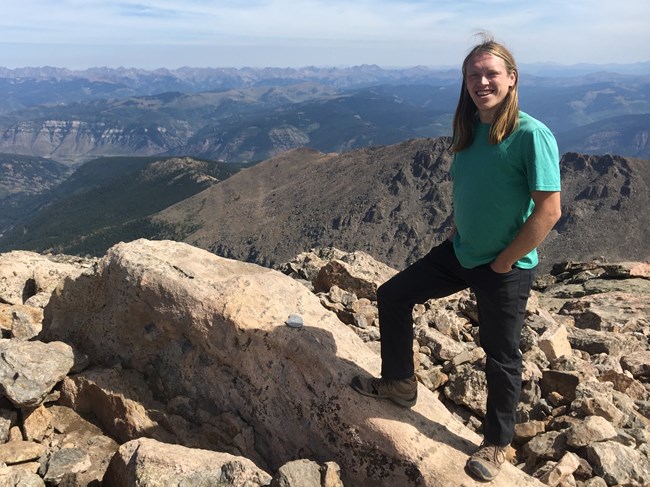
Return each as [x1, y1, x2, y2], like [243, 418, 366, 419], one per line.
[0, 155, 246, 256]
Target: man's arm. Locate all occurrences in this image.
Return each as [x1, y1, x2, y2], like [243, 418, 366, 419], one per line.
[491, 191, 561, 273]
[447, 223, 457, 242]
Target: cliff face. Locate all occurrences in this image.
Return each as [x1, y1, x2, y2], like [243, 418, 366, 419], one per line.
[0, 119, 193, 164]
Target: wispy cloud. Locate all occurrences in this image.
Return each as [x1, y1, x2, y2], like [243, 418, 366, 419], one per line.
[0, 0, 647, 68]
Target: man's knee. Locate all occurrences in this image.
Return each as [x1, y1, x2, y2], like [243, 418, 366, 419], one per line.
[377, 279, 395, 303]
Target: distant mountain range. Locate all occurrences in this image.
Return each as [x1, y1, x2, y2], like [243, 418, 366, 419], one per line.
[2, 139, 648, 273]
[0, 65, 648, 163]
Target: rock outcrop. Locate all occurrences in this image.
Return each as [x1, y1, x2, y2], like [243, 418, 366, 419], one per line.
[0, 240, 648, 486]
[41, 239, 541, 486]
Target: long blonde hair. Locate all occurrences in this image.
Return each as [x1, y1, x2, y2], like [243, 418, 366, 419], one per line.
[451, 34, 519, 152]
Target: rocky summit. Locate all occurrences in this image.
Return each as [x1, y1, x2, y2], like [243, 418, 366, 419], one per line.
[0, 240, 648, 486]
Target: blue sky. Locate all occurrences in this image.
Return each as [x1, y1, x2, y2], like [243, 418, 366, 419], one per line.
[1, 0, 648, 69]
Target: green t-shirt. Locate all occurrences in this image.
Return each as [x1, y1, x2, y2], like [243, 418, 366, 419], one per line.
[450, 111, 561, 269]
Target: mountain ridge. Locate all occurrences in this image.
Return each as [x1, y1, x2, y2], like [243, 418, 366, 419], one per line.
[152, 140, 650, 273]
[3, 136, 643, 274]
[1, 65, 649, 163]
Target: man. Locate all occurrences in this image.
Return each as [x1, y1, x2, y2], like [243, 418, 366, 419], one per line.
[351, 34, 561, 482]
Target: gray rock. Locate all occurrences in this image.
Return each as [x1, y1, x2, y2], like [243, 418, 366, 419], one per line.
[571, 382, 626, 426]
[443, 363, 487, 417]
[271, 459, 322, 487]
[522, 431, 568, 467]
[0, 340, 75, 407]
[0, 407, 16, 443]
[416, 326, 468, 363]
[42, 448, 91, 484]
[586, 440, 650, 486]
[621, 351, 650, 380]
[0, 468, 45, 487]
[568, 326, 645, 356]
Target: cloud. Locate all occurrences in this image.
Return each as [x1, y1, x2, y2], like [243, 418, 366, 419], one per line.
[0, 0, 648, 67]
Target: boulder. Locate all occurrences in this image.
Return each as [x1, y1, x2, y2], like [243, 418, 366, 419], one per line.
[565, 415, 617, 448]
[0, 250, 93, 307]
[0, 340, 75, 407]
[42, 239, 542, 486]
[621, 351, 650, 380]
[586, 440, 650, 486]
[58, 366, 175, 444]
[270, 459, 323, 487]
[314, 251, 397, 300]
[48, 404, 120, 485]
[103, 437, 272, 487]
[559, 291, 649, 333]
[538, 324, 572, 361]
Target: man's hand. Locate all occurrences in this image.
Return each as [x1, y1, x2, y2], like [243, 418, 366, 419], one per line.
[492, 191, 562, 271]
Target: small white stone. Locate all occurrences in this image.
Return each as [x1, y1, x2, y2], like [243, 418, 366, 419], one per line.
[286, 314, 303, 329]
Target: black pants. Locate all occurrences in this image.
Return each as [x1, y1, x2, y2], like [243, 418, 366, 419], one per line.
[378, 239, 535, 446]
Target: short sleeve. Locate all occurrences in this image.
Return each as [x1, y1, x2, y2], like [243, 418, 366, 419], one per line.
[527, 127, 561, 192]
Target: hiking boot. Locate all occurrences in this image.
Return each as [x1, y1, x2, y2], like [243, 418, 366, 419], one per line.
[465, 441, 508, 481]
[350, 375, 417, 408]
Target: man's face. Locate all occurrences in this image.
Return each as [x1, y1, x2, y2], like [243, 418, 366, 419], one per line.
[465, 52, 517, 123]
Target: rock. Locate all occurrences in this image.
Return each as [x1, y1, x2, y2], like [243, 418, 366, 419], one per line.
[322, 461, 344, 487]
[444, 363, 487, 417]
[314, 251, 397, 300]
[565, 415, 617, 448]
[103, 437, 272, 486]
[58, 367, 174, 444]
[571, 382, 627, 426]
[621, 351, 650, 380]
[416, 327, 468, 363]
[0, 245, 646, 485]
[270, 459, 322, 487]
[280, 247, 347, 283]
[0, 251, 93, 307]
[522, 431, 568, 467]
[0, 407, 17, 442]
[0, 440, 47, 465]
[580, 477, 607, 487]
[559, 292, 649, 333]
[48, 405, 120, 485]
[41, 239, 542, 486]
[598, 369, 648, 401]
[0, 304, 44, 340]
[567, 326, 645, 356]
[8, 425, 23, 442]
[539, 324, 572, 361]
[0, 340, 75, 407]
[537, 452, 581, 487]
[22, 404, 54, 442]
[585, 440, 650, 486]
[0, 467, 45, 487]
[42, 447, 92, 485]
[540, 370, 581, 402]
[514, 420, 546, 444]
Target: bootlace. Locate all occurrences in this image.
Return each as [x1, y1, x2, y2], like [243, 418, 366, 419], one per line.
[474, 442, 506, 464]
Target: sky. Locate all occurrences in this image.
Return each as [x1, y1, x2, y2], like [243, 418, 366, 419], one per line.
[0, 0, 648, 70]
